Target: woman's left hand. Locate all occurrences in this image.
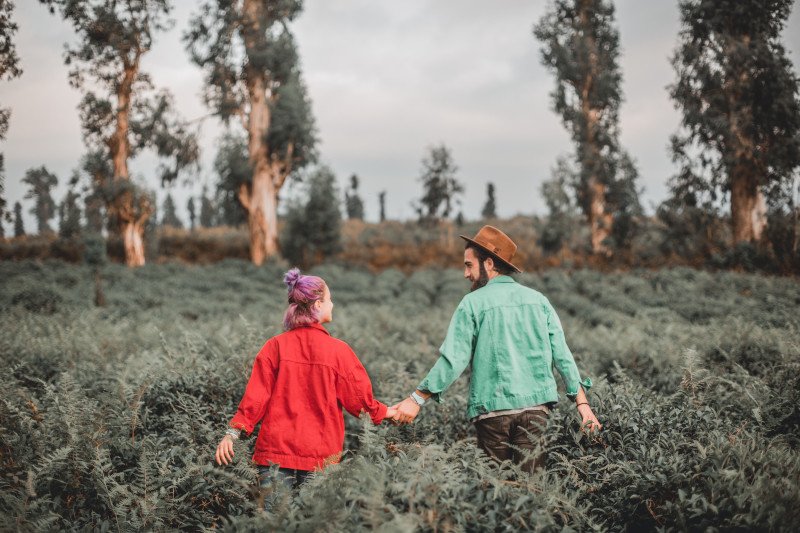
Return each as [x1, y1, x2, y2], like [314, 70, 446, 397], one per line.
[215, 435, 235, 465]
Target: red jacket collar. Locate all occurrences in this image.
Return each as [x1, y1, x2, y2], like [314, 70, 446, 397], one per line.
[298, 322, 330, 336]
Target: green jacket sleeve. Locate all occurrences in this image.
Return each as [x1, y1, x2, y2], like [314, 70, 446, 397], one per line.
[545, 299, 592, 399]
[417, 298, 476, 402]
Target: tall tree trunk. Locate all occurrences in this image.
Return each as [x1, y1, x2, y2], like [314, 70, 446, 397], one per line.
[241, 0, 280, 265]
[122, 218, 146, 267]
[726, 41, 767, 245]
[579, 0, 611, 255]
[587, 178, 612, 254]
[730, 166, 766, 243]
[94, 268, 106, 307]
[241, 69, 278, 265]
[110, 57, 148, 266]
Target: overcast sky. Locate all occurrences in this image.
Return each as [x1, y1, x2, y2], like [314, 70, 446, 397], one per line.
[3, 1, 800, 230]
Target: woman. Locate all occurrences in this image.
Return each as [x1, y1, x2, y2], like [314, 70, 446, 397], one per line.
[214, 268, 396, 500]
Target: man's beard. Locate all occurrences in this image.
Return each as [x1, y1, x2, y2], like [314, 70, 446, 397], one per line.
[471, 261, 489, 292]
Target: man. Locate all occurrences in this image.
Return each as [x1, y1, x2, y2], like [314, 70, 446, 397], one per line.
[392, 225, 601, 472]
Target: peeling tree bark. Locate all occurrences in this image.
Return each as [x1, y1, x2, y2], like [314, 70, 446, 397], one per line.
[578, 0, 611, 255]
[108, 54, 150, 267]
[730, 166, 767, 243]
[726, 35, 767, 245]
[239, 0, 294, 265]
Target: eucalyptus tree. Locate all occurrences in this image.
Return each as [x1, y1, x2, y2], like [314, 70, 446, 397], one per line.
[213, 132, 250, 227]
[415, 144, 463, 225]
[345, 174, 365, 220]
[669, 0, 800, 244]
[540, 157, 579, 254]
[1, 0, 23, 232]
[80, 150, 111, 233]
[58, 176, 83, 239]
[281, 166, 341, 268]
[535, 0, 641, 254]
[22, 166, 58, 234]
[161, 193, 181, 228]
[199, 186, 216, 227]
[482, 182, 497, 219]
[187, 197, 196, 230]
[185, 0, 316, 265]
[378, 191, 387, 222]
[41, 0, 200, 266]
[13, 200, 23, 237]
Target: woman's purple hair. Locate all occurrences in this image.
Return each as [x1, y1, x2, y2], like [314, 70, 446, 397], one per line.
[283, 268, 327, 331]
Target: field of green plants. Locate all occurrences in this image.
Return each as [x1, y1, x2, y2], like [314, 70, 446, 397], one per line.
[2, 259, 799, 531]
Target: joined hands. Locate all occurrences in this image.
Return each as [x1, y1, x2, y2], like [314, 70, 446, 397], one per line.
[386, 397, 420, 425]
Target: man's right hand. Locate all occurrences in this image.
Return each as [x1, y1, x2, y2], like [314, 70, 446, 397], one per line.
[215, 435, 235, 465]
[391, 397, 421, 424]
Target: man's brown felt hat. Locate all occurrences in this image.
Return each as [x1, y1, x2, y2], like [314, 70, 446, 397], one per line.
[460, 225, 523, 273]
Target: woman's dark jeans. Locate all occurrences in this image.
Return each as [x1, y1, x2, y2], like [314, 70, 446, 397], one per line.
[257, 465, 313, 511]
[473, 410, 548, 473]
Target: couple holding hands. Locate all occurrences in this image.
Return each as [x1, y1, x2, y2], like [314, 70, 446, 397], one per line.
[215, 226, 601, 499]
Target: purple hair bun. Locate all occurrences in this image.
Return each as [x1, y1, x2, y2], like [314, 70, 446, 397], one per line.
[284, 267, 302, 291]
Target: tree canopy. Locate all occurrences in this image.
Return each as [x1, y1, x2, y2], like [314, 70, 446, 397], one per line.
[668, 0, 800, 244]
[22, 166, 58, 234]
[535, 0, 641, 253]
[415, 144, 463, 225]
[185, 0, 316, 263]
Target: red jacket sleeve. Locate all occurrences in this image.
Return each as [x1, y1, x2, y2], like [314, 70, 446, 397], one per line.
[229, 340, 278, 435]
[337, 347, 387, 425]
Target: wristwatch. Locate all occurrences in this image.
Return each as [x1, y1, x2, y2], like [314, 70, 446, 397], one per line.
[410, 391, 426, 406]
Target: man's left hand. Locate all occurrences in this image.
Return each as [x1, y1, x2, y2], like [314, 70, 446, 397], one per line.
[391, 397, 420, 424]
[578, 404, 602, 432]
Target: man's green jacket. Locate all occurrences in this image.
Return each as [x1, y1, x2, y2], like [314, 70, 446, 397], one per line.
[418, 275, 592, 419]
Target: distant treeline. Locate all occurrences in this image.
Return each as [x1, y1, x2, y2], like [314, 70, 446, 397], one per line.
[1, 0, 799, 271]
[2, 214, 797, 276]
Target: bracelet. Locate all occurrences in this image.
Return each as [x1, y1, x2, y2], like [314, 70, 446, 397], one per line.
[576, 402, 590, 409]
[410, 391, 426, 406]
[224, 428, 241, 440]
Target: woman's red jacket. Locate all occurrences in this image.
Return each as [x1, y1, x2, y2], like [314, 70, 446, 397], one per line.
[229, 323, 388, 471]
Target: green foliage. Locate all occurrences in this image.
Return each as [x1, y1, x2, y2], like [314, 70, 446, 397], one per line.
[345, 174, 365, 220]
[213, 132, 249, 228]
[481, 182, 497, 219]
[58, 178, 82, 239]
[0, 0, 22, 147]
[0, 172, 9, 238]
[10, 284, 63, 314]
[12, 200, 24, 237]
[199, 186, 216, 228]
[187, 196, 196, 230]
[41, 0, 199, 183]
[414, 144, 463, 225]
[1, 262, 799, 530]
[22, 166, 58, 234]
[534, 0, 642, 251]
[668, 0, 800, 243]
[185, 0, 316, 178]
[83, 233, 107, 268]
[80, 150, 110, 233]
[540, 157, 579, 254]
[281, 166, 343, 268]
[161, 192, 182, 228]
[378, 190, 387, 222]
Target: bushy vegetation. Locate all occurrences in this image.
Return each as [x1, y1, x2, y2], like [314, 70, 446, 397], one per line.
[3, 213, 798, 275]
[1, 260, 799, 530]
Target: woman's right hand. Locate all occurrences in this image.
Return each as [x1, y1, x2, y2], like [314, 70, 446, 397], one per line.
[215, 435, 235, 465]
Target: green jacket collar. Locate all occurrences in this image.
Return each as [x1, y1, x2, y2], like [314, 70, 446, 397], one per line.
[486, 275, 515, 286]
